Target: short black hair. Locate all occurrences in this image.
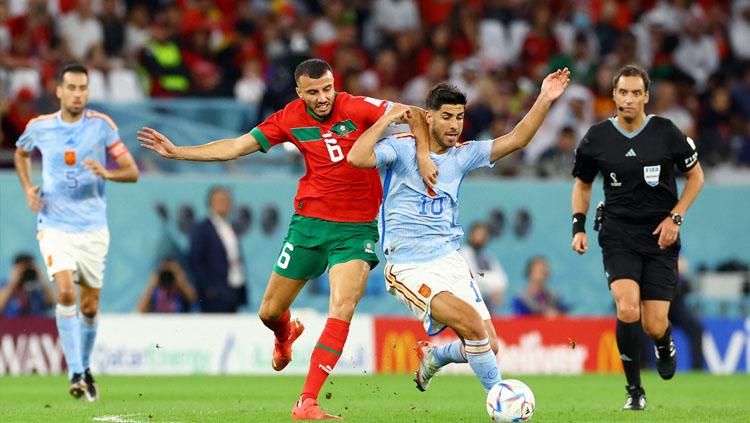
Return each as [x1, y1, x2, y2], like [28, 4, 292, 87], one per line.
[13, 253, 34, 265]
[425, 83, 467, 111]
[612, 64, 650, 91]
[57, 63, 88, 85]
[294, 59, 332, 83]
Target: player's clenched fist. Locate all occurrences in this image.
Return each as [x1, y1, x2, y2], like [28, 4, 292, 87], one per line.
[571, 232, 588, 255]
[384, 103, 412, 124]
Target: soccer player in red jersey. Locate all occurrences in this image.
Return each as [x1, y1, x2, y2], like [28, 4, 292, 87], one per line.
[139, 59, 433, 420]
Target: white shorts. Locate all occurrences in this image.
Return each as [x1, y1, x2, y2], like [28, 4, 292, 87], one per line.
[385, 251, 491, 336]
[37, 228, 110, 289]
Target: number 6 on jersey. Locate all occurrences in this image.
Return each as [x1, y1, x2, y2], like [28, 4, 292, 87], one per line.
[277, 242, 294, 269]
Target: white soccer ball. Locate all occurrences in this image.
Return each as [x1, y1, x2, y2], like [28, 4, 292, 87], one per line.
[486, 379, 535, 422]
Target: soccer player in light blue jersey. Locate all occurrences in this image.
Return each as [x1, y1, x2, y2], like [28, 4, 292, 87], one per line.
[348, 69, 570, 394]
[14, 64, 139, 401]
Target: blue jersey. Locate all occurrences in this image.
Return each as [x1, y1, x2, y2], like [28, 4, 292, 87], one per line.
[375, 134, 494, 264]
[16, 110, 124, 232]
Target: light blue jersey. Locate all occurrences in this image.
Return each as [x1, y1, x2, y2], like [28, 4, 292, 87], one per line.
[16, 110, 122, 232]
[375, 134, 494, 264]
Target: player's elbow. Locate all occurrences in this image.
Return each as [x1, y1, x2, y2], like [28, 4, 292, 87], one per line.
[127, 165, 140, 182]
[346, 152, 366, 168]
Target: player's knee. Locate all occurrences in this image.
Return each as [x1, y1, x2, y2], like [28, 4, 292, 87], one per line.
[258, 305, 282, 323]
[615, 302, 640, 322]
[455, 317, 487, 341]
[643, 320, 668, 339]
[57, 288, 76, 306]
[80, 303, 98, 317]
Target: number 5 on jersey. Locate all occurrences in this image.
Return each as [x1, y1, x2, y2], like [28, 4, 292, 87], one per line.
[277, 242, 294, 269]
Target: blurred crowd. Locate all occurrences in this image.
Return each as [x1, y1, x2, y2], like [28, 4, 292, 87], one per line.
[2, 0, 750, 174]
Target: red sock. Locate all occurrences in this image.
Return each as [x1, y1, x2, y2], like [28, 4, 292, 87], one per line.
[300, 318, 350, 402]
[263, 309, 291, 342]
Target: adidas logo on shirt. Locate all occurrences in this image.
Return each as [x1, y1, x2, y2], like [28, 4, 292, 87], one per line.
[625, 148, 637, 157]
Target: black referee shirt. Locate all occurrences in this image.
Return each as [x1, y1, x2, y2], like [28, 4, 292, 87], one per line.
[572, 115, 699, 224]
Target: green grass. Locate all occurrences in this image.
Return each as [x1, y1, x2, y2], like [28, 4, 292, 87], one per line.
[1, 373, 748, 422]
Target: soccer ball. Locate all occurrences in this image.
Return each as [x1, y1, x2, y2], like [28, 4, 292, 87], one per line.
[486, 379, 535, 422]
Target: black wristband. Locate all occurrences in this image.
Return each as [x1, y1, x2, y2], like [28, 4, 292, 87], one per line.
[572, 213, 586, 235]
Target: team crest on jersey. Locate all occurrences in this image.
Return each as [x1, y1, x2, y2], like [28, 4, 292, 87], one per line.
[418, 284, 432, 298]
[64, 149, 77, 166]
[330, 119, 358, 137]
[643, 165, 661, 187]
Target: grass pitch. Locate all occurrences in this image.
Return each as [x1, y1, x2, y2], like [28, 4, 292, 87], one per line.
[1, 372, 748, 422]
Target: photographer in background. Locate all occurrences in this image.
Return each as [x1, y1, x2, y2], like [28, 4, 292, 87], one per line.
[137, 257, 197, 313]
[0, 253, 55, 317]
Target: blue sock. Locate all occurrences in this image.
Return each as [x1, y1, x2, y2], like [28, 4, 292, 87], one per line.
[465, 338, 502, 392]
[433, 339, 467, 367]
[56, 304, 83, 379]
[80, 314, 98, 370]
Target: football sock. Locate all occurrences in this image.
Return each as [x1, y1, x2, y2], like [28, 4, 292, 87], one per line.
[56, 304, 83, 379]
[616, 319, 642, 388]
[263, 309, 291, 342]
[300, 318, 349, 402]
[80, 313, 98, 370]
[465, 337, 501, 392]
[654, 322, 672, 348]
[433, 339, 467, 366]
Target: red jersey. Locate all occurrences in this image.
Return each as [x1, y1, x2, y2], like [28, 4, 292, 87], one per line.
[249, 92, 391, 223]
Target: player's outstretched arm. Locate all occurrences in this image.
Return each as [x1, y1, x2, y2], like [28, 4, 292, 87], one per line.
[347, 104, 411, 168]
[137, 127, 261, 161]
[571, 178, 592, 255]
[14, 148, 43, 212]
[490, 68, 570, 162]
[83, 151, 139, 183]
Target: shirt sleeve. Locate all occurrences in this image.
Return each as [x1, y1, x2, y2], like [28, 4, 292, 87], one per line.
[347, 95, 393, 127]
[102, 120, 129, 159]
[571, 130, 598, 183]
[457, 140, 494, 173]
[16, 123, 36, 152]
[249, 110, 288, 153]
[666, 121, 698, 173]
[374, 136, 400, 169]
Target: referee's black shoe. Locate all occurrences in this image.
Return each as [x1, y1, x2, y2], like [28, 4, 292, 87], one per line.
[622, 385, 646, 411]
[655, 335, 677, 380]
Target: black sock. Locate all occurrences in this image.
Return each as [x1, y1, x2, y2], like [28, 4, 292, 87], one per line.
[616, 319, 642, 388]
[654, 323, 672, 348]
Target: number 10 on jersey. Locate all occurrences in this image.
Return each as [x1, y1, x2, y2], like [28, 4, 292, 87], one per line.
[419, 195, 444, 216]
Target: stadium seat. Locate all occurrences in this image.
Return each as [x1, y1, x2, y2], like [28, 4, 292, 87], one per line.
[108, 69, 145, 102]
[87, 69, 108, 102]
[8, 68, 41, 98]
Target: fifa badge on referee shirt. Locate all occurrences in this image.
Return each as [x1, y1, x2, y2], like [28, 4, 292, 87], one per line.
[643, 165, 661, 187]
[64, 149, 77, 166]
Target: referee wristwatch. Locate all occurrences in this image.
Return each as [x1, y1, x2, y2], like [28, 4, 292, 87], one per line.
[671, 213, 683, 226]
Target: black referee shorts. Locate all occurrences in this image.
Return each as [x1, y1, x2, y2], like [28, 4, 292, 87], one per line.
[598, 218, 680, 301]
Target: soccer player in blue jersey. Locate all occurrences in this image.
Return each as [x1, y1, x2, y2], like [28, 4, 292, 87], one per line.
[14, 64, 139, 401]
[348, 69, 569, 394]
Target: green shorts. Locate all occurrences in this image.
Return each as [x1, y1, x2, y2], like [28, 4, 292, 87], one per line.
[273, 214, 379, 280]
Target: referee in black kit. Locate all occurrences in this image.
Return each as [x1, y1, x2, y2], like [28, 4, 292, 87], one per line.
[570, 64, 704, 411]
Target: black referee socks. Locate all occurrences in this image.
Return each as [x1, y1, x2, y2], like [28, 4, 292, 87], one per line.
[616, 319, 642, 389]
[654, 323, 673, 348]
